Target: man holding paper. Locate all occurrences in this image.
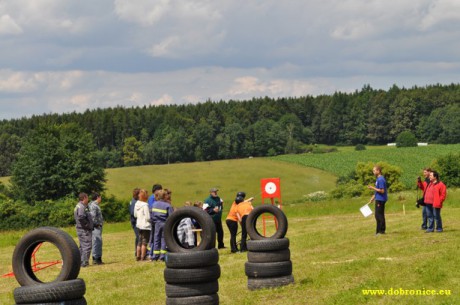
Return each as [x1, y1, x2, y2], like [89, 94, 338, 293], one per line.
[367, 165, 388, 236]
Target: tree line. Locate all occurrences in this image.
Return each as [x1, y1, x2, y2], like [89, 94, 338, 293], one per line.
[1, 83, 459, 176]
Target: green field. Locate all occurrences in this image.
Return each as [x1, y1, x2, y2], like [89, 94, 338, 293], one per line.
[1, 189, 459, 304]
[1, 146, 459, 304]
[104, 158, 337, 206]
[274, 144, 460, 188]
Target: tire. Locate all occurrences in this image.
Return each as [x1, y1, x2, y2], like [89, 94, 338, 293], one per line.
[245, 261, 292, 278]
[164, 207, 216, 253]
[164, 265, 220, 284]
[247, 275, 294, 290]
[14, 279, 85, 304]
[246, 205, 288, 240]
[14, 297, 87, 305]
[12, 227, 81, 286]
[165, 248, 219, 269]
[166, 294, 219, 305]
[165, 281, 219, 298]
[246, 238, 289, 252]
[247, 249, 290, 263]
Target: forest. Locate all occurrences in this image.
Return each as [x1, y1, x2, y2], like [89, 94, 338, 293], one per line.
[0, 83, 459, 176]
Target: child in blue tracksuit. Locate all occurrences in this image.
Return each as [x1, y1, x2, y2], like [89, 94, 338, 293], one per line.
[151, 189, 174, 261]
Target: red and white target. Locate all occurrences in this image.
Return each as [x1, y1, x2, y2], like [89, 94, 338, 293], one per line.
[261, 178, 281, 198]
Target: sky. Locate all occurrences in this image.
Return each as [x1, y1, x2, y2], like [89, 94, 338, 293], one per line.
[1, 0, 460, 120]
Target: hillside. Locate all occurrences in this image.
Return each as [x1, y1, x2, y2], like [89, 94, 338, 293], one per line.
[104, 158, 337, 206]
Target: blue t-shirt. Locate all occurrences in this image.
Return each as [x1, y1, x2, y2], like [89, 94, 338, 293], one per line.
[375, 175, 388, 202]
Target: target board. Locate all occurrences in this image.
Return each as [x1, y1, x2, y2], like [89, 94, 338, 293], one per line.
[261, 178, 281, 199]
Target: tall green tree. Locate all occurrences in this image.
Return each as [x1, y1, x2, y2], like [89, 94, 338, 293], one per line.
[0, 134, 21, 176]
[11, 124, 105, 202]
[123, 136, 143, 166]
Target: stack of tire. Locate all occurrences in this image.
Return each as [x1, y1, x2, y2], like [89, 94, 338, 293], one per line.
[245, 205, 294, 290]
[163, 207, 220, 305]
[11, 227, 87, 305]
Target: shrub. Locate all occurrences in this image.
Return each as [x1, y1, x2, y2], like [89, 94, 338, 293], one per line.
[330, 180, 366, 199]
[0, 194, 127, 231]
[396, 131, 418, 148]
[431, 153, 460, 187]
[355, 144, 366, 151]
[355, 161, 402, 193]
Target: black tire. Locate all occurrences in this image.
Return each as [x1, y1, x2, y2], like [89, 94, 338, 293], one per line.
[164, 207, 216, 253]
[14, 279, 85, 304]
[12, 227, 81, 286]
[14, 297, 87, 305]
[247, 275, 294, 290]
[166, 294, 219, 305]
[166, 281, 219, 298]
[165, 248, 219, 269]
[247, 249, 290, 263]
[164, 265, 220, 284]
[246, 238, 289, 252]
[245, 261, 292, 278]
[246, 205, 288, 240]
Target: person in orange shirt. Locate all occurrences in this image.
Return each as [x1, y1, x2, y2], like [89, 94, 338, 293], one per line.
[236, 196, 254, 252]
[225, 197, 241, 253]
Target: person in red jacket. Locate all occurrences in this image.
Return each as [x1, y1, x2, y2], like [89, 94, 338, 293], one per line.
[423, 171, 447, 233]
[430, 171, 447, 232]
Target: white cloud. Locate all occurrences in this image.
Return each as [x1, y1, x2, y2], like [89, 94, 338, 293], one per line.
[151, 94, 173, 106]
[0, 14, 23, 35]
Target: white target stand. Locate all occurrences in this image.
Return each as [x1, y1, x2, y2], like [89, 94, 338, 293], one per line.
[260, 178, 282, 236]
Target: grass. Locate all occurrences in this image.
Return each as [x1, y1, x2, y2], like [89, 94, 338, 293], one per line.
[104, 158, 337, 205]
[1, 189, 459, 304]
[274, 144, 460, 188]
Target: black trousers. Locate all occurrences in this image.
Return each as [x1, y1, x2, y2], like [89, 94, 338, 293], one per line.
[226, 219, 238, 252]
[214, 219, 225, 248]
[240, 215, 248, 251]
[375, 200, 386, 234]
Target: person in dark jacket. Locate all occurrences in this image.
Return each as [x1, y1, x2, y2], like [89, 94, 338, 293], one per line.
[151, 189, 174, 261]
[204, 188, 225, 249]
[74, 192, 94, 267]
[416, 167, 431, 230]
[89, 192, 104, 265]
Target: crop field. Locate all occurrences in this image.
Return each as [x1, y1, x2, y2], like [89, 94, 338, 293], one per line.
[274, 144, 460, 188]
[1, 189, 459, 305]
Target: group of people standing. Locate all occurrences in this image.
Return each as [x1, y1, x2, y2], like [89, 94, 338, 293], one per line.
[129, 185, 174, 262]
[367, 165, 447, 236]
[127, 185, 255, 261]
[416, 167, 447, 233]
[74, 192, 104, 267]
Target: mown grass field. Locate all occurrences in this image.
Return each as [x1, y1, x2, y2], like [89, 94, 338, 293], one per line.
[274, 144, 460, 188]
[1, 146, 459, 304]
[1, 189, 459, 305]
[104, 158, 337, 206]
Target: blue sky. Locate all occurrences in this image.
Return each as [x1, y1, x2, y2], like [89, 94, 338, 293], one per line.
[1, 0, 460, 119]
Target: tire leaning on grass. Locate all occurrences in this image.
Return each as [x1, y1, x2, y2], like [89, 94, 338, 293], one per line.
[164, 207, 216, 253]
[246, 205, 288, 240]
[166, 293, 219, 305]
[247, 248, 290, 263]
[165, 248, 219, 269]
[246, 238, 290, 252]
[245, 261, 292, 278]
[164, 265, 221, 284]
[247, 274, 295, 291]
[13, 278, 85, 304]
[12, 226, 81, 286]
[165, 281, 219, 298]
